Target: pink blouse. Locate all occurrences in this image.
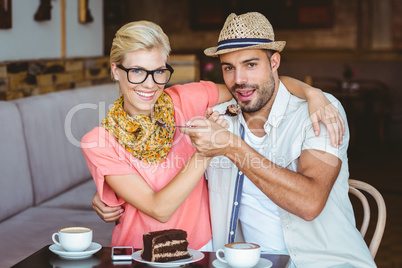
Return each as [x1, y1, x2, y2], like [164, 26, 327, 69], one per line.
[82, 81, 219, 250]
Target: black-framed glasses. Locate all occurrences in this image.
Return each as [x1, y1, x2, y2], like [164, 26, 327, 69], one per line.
[117, 64, 174, 85]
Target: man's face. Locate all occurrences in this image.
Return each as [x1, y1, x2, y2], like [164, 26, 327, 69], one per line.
[220, 49, 276, 114]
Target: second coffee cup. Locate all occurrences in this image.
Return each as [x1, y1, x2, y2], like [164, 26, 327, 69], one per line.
[52, 227, 92, 252]
[216, 242, 261, 268]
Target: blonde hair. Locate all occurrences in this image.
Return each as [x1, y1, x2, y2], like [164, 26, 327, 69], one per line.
[110, 21, 171, 78]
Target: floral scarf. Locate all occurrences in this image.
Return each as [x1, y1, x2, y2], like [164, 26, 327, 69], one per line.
[101, 92, 175, 164]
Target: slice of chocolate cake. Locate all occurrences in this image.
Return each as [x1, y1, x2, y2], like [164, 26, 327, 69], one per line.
[141, 229, 191, 262]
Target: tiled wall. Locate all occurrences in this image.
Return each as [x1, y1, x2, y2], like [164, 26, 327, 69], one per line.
[0, 57, 111, 101]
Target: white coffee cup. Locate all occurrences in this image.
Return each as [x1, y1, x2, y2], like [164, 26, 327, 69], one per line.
[52, 227, 92, 252]
[216, 242, 261, 268]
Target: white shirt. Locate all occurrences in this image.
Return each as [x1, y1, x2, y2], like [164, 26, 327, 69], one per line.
[240, 122, 287, 252]
[207, 81, 375, 267]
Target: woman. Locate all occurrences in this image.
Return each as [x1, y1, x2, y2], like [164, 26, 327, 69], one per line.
[82, 20, 344, 251]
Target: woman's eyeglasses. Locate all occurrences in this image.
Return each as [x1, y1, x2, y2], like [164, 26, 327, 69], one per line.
[117, 64, 174, 85]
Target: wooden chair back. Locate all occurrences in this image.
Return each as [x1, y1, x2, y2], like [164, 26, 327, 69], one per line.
[349, 179, 387, 259]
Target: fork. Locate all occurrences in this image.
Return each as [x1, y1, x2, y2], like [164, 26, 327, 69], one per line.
[158, 125, 193, 128]
[155, 119, 194, 128]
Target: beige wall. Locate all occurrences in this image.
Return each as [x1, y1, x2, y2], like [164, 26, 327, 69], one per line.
[0, 0, 103, 62]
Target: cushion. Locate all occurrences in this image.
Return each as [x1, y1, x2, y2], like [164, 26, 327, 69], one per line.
[14, 84, 118, 204]
[0, 101, 33, 221]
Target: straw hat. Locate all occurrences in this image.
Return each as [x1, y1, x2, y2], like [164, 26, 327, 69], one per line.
[204, 12, 286, 57]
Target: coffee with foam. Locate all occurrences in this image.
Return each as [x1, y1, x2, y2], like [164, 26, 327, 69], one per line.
[216, 242, 261, 268]
[52, 227, 92, 252]
[226, 242, 259, 249]
[61, 227, 91, 233]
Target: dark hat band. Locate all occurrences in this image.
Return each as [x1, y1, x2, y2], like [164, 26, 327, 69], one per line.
[217, 38, 273, 51]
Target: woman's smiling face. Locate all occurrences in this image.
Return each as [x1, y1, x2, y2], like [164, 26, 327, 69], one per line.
[111, 48, 167, 117]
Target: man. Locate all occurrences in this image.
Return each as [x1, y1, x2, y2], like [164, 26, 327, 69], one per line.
[180, 12, 375, 267]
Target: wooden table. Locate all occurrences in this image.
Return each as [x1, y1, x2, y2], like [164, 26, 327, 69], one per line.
[11, 245, 290, 268]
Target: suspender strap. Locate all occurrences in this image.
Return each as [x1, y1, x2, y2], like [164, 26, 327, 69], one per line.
[228, 124, 245, 243]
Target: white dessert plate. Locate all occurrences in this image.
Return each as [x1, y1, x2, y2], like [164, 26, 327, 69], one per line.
[49, 242, 102, 260]
[132, 248, 204, 267]
[212, 257, 273, 268]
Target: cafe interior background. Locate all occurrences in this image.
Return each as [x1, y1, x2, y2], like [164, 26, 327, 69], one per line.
[0, 0, 401, 266]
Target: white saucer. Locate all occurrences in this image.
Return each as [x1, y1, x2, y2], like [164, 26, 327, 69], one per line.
[49, 242, 102, 260]
[212, 258, 273, 268]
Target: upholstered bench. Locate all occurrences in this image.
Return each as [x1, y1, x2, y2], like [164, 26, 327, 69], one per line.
[0, 84, 118, 267]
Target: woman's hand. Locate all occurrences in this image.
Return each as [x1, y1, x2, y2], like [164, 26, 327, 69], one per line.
[280, 76, 345, 148]
[306, 88, 345, 148]
[92, 192, 124, 223]
[205, 107, 229, 129]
